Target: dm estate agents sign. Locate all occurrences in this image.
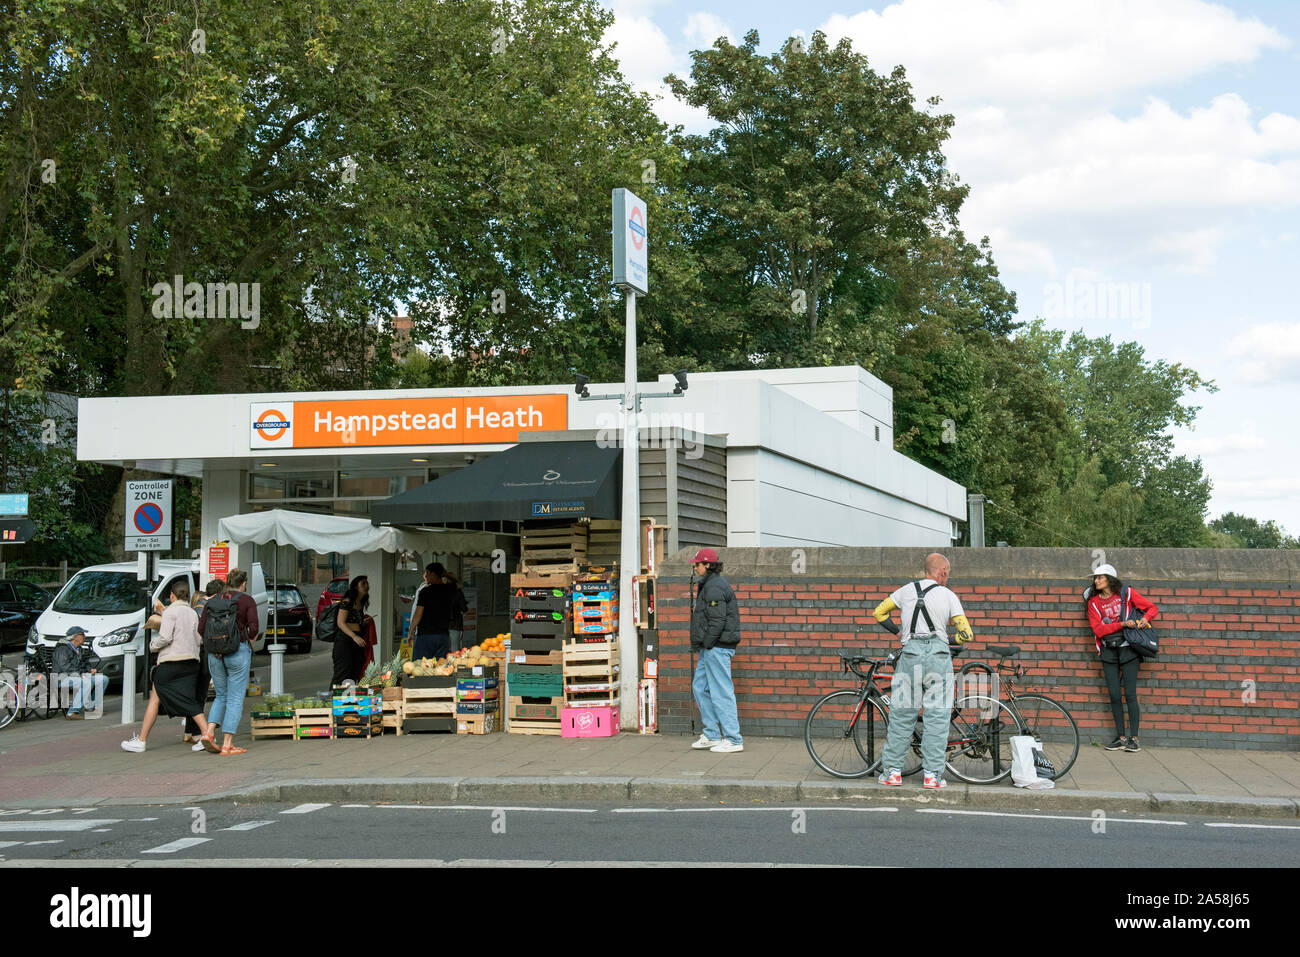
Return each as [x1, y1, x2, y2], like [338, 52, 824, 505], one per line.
[611, 187, 648, 294]
[250, 394, 568, 450]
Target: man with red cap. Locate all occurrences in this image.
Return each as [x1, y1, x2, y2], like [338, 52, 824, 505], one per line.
[688, 547, 743, 753]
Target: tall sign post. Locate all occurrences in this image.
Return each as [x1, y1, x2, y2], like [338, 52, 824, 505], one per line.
[612, 188, 648, 730]
[123, 480, 173, 723]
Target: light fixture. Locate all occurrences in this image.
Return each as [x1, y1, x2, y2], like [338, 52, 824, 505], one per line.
[411, 458, 428, 463]
[574, 373, 590, 398]
[260, 463, 277, 468]
[672, 369, 689, 394]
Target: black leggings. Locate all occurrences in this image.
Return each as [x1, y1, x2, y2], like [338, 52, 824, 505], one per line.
[1101, 653, 1140, 737]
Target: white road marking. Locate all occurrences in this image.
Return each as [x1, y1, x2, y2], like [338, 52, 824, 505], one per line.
[23, 840, 63, 846]
[0, 841, 21, 849]
[142, 837, 212, 854]
[281, 803, 331, 814]
[914, 809, 1187, 826]
[221, 821, 274, 831]
[92, 829, 112, 833]
[1204, 822, 1300, 831]
[612, 806, 901, 813]
[0, 820, 122, 832]
[372, 805, 599, 813]
[129, 817, 159, 822]
[341, 804, 371, 808]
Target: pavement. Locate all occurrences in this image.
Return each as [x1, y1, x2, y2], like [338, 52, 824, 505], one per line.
[3, 647, 1298, 819]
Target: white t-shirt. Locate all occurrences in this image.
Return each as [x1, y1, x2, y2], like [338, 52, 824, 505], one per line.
[889, 579, 965, 645]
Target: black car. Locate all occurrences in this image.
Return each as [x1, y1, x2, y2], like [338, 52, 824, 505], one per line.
[0, 579, 53, 650]
[266, 584, 313, 653]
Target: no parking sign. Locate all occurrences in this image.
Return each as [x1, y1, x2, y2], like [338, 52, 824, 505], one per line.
[125, 480, 174, 551]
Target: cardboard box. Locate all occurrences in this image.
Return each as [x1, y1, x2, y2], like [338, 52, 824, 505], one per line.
[334, 712, 383, 727]
[575, 620, 617, 635]
[508, 696, 564, 721]
[509, 619, 569, 640]
[456, 713, 498, 735]
[455, 699, 502, 715]
[295, 726, 333, 739]
[402, 716, 457, 734]
[455, 686, 500, 702]
[512, 607, 570, 624]
[509, 636, 563, 654]
[402, 674, 458, 689]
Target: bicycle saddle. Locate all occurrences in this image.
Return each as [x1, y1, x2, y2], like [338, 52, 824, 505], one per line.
[988, 645, 1021, 658]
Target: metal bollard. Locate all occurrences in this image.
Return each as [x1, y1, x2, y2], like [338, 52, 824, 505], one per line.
[120, 648, 137, 725]
[268, 643, 287, 696]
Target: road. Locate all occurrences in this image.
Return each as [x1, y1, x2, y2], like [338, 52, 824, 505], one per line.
[1, 800, 1296, 867]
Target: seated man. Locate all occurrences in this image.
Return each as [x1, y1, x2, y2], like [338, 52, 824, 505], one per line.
[54, 625, 109, 719]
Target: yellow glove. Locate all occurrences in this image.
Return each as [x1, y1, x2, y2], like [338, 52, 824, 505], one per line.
[951, 614, 974, 645]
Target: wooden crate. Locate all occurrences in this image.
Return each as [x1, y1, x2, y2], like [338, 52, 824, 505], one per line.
[402, 715, 457, 734]
[564, 675, 621, 709]
[296, 725, 334, 739]
[510, 572, 574, 589]
[520, 523, 588, 575]
[382, 699, 404, 735]
[641, 518, 667, 576]
[563, 642, 620, 677]
[508, 695, 565, 721]
[403, 686, 456, 717]
[507, 648, 564, 667]
[507, 718, 563, 736]
[249, 715, 296, 741]
[585, 519, 621, 566]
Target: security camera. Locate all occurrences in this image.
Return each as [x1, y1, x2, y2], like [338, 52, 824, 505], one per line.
[672, 369, 689, 394]
[464, 455, 476, 465]
[574, 373, 590, 398]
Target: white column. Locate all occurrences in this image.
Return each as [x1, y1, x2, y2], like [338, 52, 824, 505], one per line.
[200, 467, 245, 577]
[618, 290, 639, 730]
[349, 550, 394, 665]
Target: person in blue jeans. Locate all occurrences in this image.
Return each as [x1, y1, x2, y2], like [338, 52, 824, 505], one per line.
[688, 548, 743, 753]
[53, 626, 108, 718]
[871, 553, 975, 789]
[198, 568, 260, 755]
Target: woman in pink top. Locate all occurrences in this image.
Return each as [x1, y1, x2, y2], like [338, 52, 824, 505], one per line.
[121, 579, 219, 754]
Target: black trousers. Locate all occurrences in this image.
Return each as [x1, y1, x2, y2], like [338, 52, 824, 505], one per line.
[331, 638, 366, 686]
[1100, 646, 1141, 737]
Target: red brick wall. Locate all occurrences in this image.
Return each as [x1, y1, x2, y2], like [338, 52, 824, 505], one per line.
[655, 565, 1300, 750]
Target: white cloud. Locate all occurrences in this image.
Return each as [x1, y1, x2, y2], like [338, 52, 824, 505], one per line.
[603, 5, 716, 133]
[821, 0, 1289, 108]
[1177, 421, 1267, 458]
[684, 13, 733, 49]
[1211, 476, 1300, 501]
[1227, 322, 1300, 385]
[1145, 228, 1224, 275]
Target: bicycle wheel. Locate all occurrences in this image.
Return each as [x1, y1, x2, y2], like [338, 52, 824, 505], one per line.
[805, 690, 881, 778]
[945, 694, 1022, 784]
[1011, 693, 1079, 780]
[0, 679, 17, 729]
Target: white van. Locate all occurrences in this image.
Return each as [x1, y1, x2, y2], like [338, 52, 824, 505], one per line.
[27, 560, 269, 687]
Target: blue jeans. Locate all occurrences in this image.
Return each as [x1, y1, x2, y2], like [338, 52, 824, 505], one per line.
[692, 646, 742, 745]
[413, 633, 449, 660]
[60, 673, 109, 714]
[208, 643, 252, 736]
[881, 635, 954, 775]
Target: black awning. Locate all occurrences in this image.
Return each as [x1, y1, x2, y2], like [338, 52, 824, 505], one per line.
[371, 440, 622, 526]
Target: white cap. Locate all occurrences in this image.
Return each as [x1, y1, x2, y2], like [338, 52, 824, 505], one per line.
[1092, 563, 1118, 579]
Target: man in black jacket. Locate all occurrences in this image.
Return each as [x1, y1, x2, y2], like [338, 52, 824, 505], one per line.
[689, 548, 743, 753]
[53, 625, 107, 718]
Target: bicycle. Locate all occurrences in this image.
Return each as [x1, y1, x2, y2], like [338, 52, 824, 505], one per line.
[0, 654, 57, 728]
[956, 644, 1080, 780]
[805, 648, 1024, 784]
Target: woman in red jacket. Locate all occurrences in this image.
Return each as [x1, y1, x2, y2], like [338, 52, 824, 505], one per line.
[1086, 564, 1158, 753]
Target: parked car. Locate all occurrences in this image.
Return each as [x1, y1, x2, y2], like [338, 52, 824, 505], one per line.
[315, 576, 349, 635]
[27, 560, 269, 687]
[267, 583, 313, 653]
[0, 579, 53, 651]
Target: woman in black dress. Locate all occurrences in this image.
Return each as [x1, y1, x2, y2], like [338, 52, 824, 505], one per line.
[331, 575, 371, 686]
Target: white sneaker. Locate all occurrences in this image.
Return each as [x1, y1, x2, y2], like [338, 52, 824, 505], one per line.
[691, 734, 724, 750]
[121, 735, 146, 753]
[710, 740, 744, 753]
[192, 741, 207, 752]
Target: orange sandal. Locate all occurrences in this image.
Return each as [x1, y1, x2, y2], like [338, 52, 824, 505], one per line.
[219, 745, 247, 755]
[201, 733, 221, 754]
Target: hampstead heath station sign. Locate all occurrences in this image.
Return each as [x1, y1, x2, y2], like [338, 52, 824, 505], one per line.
[250, 394, 568, 449]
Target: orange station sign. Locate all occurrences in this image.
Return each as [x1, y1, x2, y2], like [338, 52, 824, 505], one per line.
[250, 394, 568, 449]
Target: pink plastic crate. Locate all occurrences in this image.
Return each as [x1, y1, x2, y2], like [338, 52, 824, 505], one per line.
[561, 705, 620, 738]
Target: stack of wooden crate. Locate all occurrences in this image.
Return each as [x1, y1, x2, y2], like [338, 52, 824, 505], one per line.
[381, 686, 404, 735]
[520, 522, 588, 576]
[249, 707, 296, 741]
[506, 579, 570, 735]
[562, 570, 620, 737]
[294, 704, 333, 740]
[401, 675, 458, 734]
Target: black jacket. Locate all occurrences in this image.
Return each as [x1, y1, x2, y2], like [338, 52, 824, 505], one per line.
[690, 572, 740, 650]
[52, 638, 93, 676]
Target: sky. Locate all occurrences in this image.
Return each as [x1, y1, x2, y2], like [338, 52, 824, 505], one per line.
[598, 0, 1300, 535]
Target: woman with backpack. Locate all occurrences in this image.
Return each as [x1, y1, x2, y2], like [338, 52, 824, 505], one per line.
[198, 568, 260, 756]
[331, 576, 370, 686]
[1085, 563, 1159, 753]
[121, 579, 220, 754]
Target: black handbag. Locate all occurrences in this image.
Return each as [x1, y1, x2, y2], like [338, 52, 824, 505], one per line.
[1123, 625, 1159, 659]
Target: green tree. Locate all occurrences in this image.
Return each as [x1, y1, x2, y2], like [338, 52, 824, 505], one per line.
[1209, 512, 1298, 549]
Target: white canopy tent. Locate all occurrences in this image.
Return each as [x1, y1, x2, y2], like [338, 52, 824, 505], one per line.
[216, 508, 498, 556]
[215, 508, 499, 667]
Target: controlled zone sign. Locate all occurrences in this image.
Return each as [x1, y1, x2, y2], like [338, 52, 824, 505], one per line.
[611, 187, 648, 294]
[125, 480, 174, 551]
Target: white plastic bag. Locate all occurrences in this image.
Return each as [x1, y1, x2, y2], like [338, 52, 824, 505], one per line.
[1010, 735, 1055, 789]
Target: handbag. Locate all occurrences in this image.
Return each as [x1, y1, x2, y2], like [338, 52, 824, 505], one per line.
[1010, 735, 1055, 789]
[1123, 625, 1159, 659]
